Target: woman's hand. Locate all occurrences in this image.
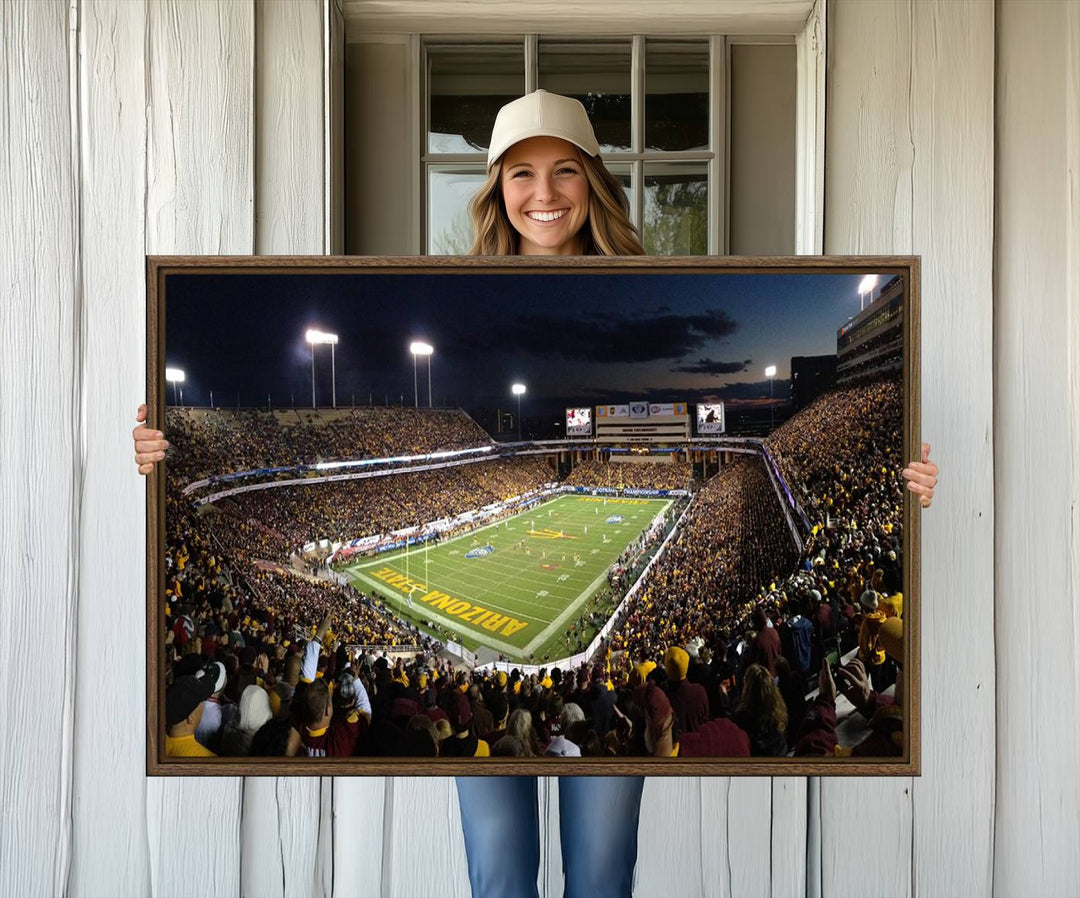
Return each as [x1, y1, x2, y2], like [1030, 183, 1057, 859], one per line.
[902, 442, 938, 508]
[133, 404, 169, 474]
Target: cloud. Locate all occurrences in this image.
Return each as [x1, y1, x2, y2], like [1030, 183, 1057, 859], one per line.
[565, 379, 789, 404]
[670, 357, 752, 375]
[452, 309, 738, 363]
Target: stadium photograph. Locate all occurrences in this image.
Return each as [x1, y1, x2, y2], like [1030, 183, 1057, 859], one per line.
[150, 258, 919, 773]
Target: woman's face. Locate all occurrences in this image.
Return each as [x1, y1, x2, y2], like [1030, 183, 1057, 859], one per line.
[499, 136, 590, 255]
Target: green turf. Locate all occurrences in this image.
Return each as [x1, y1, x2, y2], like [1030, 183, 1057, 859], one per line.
[341, 494, 672, 662]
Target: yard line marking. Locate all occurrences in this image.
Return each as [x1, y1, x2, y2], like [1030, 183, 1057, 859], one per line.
[342, 494, 673, 659]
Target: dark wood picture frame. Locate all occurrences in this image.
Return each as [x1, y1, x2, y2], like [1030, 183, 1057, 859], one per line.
[147, 255, 921, 777]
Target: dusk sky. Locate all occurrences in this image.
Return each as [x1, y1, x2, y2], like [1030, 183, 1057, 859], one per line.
[165, 270, 889, 420]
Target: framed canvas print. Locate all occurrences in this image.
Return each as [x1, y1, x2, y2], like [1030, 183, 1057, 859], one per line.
[146, 255, 921, 776]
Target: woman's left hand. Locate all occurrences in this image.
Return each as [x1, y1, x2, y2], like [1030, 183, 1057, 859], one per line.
[902, 442, 938, 508]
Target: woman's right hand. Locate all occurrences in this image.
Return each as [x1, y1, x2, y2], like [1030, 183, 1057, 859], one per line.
[133, 403, 169, 474]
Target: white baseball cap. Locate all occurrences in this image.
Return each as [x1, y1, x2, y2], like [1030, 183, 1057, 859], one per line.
[486, 90, 601, 169]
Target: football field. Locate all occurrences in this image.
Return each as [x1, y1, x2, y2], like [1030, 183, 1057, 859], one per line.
[340, 494, 672, 661]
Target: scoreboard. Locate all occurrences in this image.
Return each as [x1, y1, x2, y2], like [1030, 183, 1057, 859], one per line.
[565, 407, 593, 436]
[593, 402, 690, 443]
[696, 403, 726, 434]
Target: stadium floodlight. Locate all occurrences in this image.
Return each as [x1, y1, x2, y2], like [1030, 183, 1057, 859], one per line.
[765, 365, 777, 431]
[511, 383, 527, 440]
[166, 367, 185, 406]
[857, 274, 879, 312]
[410, 341, 434, 408]
[305, 329, 340, 408]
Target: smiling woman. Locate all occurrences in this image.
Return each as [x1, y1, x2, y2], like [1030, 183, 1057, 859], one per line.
[467, 90, 644, 257]
[500, 137, 591, 254]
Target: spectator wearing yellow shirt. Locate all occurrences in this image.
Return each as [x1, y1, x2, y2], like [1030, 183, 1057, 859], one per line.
[164, 667, 218, 758]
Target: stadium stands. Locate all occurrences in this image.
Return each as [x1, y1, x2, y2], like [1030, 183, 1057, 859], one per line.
[164, 378, 906, 759]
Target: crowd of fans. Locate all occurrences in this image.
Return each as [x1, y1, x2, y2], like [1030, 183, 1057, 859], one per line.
[164, 407, 492, 484]
[607, 457, 799, 661]
[164, 377, 908, 759]
[167, 623, 899, 760]
[227, 457, 553, 552]
[164, 475, 427, 696]
[563, 459, 694, 491]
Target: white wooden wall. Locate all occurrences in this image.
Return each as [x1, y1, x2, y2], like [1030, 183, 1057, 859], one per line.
[1, 1, 1077, 896]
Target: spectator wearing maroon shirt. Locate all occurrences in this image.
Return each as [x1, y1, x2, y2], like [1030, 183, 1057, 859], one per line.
[663, 646, 710, 735]
[677, 717, 751, 758]
[569, 667, 594, 719]
[466, 684, 494, 740]
[633, 682, 677, 758]
[285, 678, 362, 758]
[441, 690, 490, 758]
[482, 692, 509, 746]
[749, 606, 781, 676]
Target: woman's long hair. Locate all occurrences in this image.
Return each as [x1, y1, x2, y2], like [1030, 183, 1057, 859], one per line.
[506, 708, 542, 757]
[468, 151, 645, 257]
[734, 663, 788, 736]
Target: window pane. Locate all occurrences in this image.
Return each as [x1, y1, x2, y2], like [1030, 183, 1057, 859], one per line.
[428, 167, 487, 254]
[603, 163, 634, 224]
[538, 41, 632, 153]
[428, 44, 524, 154]
[645, 40, 709, 152]
[643, 163, 707, 255]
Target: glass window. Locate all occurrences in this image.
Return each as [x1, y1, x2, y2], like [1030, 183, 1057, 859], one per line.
[605, 163, 634, 214]
[416, 34, 792, 256]
[538, 41, 632, 153]
[643, 163, 708, 255]
[645, 40, 709, 152]
[427, 44, 525, 154]
[428, 167, 488, 255]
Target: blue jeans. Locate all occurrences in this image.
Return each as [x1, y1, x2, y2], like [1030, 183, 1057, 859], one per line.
[455, 776, 645, 898]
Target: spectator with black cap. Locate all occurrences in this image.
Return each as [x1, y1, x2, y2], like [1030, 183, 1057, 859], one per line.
[165, 665, 218, 758]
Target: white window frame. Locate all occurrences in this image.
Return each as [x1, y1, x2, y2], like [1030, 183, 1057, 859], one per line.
[408, 0, 825, 256]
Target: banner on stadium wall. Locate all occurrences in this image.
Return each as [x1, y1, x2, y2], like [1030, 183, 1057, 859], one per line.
[376, 532, 438, 553]
[645, 402, 688, 417]
[596, 404, 630, 418]
[566, 407, 593, 436]
[629, 401, 648, 418]
[332, 489, 550, 563]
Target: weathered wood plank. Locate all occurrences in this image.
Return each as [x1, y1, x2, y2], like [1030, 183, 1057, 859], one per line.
[331, 778, 386, 898]
[0, 2, 78, 894]
[241, 779, 328, 898]
[636, 777, 708, 897]
[824, 3, 996, 897]
[255, 0, 325, 255]
[241, 3, 331, 895]
[383, 777, 471, 898]
[907, 3, 995, 896]
[993, 2, 1080, 894]
[70, 1, 153, 894]
[771, 777, 808, 897]
[144, 2, 255, 894]
[822, 7, 915, 894]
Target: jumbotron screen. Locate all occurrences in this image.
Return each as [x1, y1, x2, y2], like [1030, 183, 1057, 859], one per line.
[696, 402, 726, 434]
[566, 407, 593, 436]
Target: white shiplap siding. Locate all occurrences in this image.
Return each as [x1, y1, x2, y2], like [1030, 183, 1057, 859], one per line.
[2, 2, 1077, 897]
